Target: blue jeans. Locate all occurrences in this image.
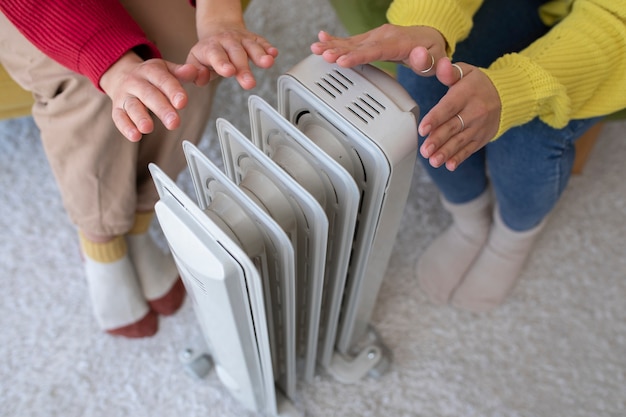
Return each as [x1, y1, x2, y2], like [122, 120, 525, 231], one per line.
[398, 0, 600, 231]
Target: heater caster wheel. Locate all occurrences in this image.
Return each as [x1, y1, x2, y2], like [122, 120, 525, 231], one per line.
[367, 351, 391, 380]
[367, 336, 393, 380]
[179, 347, 213, 379]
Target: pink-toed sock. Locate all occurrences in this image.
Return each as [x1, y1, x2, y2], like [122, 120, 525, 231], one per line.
[79, 232, 158, 338]
[126, 211, 186, 316]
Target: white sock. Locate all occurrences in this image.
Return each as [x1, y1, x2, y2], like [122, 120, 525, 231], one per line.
[416, 189, 493, 304]
[125, 211, 179, 301]
[451, 209, 547, 312]
[79, 233, 149, 330]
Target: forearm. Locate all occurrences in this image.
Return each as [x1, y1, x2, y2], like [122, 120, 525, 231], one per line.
[484, 0, 626, 138]
[386, 0, 483, 56]
[0, 0, 160, 89]
[195, 0, 245, 37]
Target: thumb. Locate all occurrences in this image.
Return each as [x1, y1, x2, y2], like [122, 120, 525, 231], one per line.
[184, 54, 213, 86]
[435, 57, 465, 87]
[408, 46, 437, 76]
[169, 62, 201, 84]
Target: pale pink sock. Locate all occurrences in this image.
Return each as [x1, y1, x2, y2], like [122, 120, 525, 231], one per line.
[451, 210, 547, 312]
[416, 189, 493, 304]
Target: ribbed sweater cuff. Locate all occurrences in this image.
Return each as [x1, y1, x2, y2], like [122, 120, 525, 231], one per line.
[79, 27, 161, 90]
[483, 54, 569, 139]
[386, 0, 478, 56]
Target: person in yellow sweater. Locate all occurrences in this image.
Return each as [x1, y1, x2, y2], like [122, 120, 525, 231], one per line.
[313, 0, 626, 312]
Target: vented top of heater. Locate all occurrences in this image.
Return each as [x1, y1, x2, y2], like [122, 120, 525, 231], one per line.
[286, 54, 418, 118]
[279, 54, 419, 165]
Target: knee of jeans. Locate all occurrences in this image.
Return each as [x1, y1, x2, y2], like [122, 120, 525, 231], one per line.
[497, 194, 553, 231]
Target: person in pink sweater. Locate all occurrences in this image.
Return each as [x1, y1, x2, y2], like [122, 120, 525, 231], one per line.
[0, 0, 278, 337]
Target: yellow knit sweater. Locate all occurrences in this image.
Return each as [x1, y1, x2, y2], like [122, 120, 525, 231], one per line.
[387, 0, 626, 139]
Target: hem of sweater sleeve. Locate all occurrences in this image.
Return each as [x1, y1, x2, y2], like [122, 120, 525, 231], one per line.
[77, 27, 161, 90]
[482, 54, 570, 140]
[386, 0, 477, 56]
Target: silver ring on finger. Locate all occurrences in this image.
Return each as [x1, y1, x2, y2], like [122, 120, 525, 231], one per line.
[420, 54, 435, 73]
[452, 63, 463, 80]
[455, 114, 465, 132]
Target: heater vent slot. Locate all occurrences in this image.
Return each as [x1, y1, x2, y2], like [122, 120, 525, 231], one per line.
[314, 66, 389, 125]
[315, 69, 354, 99]
[315, 81, 336, 99]
[332, 69, 354, 86]
[315, 69, 354, 98]
[362, 93, 386, 111]
[346, 94, 387, 125]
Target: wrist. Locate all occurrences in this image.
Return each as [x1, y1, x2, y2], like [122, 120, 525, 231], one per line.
[195, 0, 244, 27]
[100, 51, 144, 93]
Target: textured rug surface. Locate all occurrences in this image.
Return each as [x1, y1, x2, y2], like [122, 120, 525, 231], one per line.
[2, 1, 626, 416]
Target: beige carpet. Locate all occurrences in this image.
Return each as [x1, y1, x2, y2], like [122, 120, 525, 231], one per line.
[1, 1, 626, 416]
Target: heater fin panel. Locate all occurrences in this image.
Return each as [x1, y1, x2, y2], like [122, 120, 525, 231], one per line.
[183, 141, 297, 400]
[278, 55, 418, 354]
[278, 76, 392, 353]
[217, 119, 329, 382]
[248, 95, 360, 369]
[149, 164, 276, 415]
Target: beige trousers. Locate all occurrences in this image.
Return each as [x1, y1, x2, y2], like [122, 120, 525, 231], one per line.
[0, 0, 217, 237]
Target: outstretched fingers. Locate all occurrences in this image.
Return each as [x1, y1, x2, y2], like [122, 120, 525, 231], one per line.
[111, 60, 197, 141]
[418, 62, 501, 170]
[311, 25, 447, 72]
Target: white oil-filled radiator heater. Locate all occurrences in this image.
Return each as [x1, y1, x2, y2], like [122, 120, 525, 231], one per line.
[149, 54, 419, 416]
